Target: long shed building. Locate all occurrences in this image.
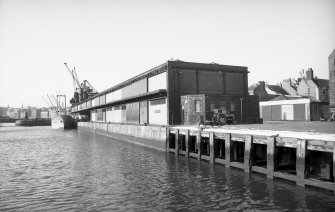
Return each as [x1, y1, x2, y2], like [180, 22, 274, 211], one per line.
[70, 60, 260, 125]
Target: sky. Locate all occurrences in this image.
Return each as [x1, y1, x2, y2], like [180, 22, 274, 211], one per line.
[0, 0, 334, 108]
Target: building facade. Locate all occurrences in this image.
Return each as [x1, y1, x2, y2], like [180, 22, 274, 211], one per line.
[329, 49, 335, 112]
[248, 81, 289, 101]
[260, 98, 324, 121]
[296, 68, 329, 103]
[71, 60, 259, 125]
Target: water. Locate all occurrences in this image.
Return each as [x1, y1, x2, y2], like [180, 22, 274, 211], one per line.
[0, 127, 334, 211]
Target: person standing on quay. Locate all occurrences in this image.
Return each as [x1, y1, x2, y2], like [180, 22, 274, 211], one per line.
[197, 114, 205, 131]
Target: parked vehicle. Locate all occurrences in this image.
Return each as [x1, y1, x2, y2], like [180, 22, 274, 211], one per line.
[211, 109, 236, 126]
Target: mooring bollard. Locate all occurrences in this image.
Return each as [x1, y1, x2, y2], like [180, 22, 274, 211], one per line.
[225, 133, 231, 167]
[244, 135, 253, 173]
[296, 139, 307, 186]
[267, 136, 277, 179]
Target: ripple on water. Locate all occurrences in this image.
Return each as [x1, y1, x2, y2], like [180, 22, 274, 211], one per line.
[1, 126, 335, 211]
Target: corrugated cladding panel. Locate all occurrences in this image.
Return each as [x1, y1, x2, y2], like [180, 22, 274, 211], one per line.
[140, 101, 148, 124]
[178, 70, 197, 94]
[126, 102, 139, 124]
[294, 104, 306, 121]
[225, 73, 244, 95]
[96, 109, 103, 121]
[198, 71, 223, 93]
[271, 105, 282, 120]
[121, 105, 126, 123]
[121, 78, 147, 99]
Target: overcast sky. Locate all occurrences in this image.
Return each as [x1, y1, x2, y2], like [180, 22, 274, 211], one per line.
[1, 0, 334, 108]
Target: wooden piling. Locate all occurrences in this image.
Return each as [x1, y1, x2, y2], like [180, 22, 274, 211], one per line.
[296, 139, 307, 186]
[175, 129, 179, 155]
[166, 128, 170, 151]
[185, 130, 190, 158]
[244, 135, 253, 173]
[225, 133, 231, 168]
[197, 130, 202, 160]
[267, 136, 276, 179]
[209, 132, 215, 164]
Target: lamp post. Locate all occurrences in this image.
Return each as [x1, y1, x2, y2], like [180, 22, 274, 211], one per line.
[240, 98, 243, 124]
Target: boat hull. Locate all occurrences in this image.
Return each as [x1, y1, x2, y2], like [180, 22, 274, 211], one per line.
[51, 115, 77, 129]
[15, 119, 51, 126]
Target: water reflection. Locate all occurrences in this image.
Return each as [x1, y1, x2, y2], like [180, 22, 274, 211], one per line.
[0, 126, 334, 211]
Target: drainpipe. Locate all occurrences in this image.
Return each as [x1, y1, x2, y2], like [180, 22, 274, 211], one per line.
[240, 98, 243, 124]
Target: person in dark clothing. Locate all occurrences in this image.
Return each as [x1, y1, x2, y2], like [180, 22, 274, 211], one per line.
[197, 114, 205, 130]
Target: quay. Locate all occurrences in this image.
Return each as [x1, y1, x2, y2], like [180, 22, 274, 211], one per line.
[78, 121, 335, 194]
[72, 60, 335, 194]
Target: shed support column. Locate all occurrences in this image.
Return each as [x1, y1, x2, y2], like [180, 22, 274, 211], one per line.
[296, 139, 307, 186]
[185, 130, 190, 158]
[244, 135, 253, 173]
[267, 136, 276, 179]
[225, 133, 231, 167]
[166, 128, 170, 151]
[175, 129, 179, 155]
[197, 131, 202, 160]
[209, 132, 215, 164]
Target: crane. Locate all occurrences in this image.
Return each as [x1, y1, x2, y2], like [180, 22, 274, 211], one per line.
[42, 96, 52, 107]
[64, 62, 98, 105]
[47, 94, 56, 108]
[83, 80, 98, 93]
[64, 62, 80, 92]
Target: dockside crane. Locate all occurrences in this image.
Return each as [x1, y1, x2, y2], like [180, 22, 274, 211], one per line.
[42, 96, 52, 107]
[64, 62, 98, 105]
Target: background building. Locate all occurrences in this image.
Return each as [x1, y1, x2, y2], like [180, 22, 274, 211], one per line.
[71, 60, 260, 125]
[329, 49, 335, 113]
[296, 68, 329, 103]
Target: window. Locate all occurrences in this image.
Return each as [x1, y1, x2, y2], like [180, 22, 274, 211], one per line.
[195, 100, 201, 112]
[322, 90, 326, 96]
[230, 102, 235, 112]
[150, 98, 166, 106]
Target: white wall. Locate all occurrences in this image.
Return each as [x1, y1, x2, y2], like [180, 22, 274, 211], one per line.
[113, 108, 122, 123]
[148, 72, 167, 92]
[149, 99, 167, 125]
[106, 109, 113, 122]
[281, 104, 294, 120]
[91, 111, 96, 121]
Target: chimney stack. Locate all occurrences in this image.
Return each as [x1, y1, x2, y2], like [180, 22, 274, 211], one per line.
[306, 68, 314, 80]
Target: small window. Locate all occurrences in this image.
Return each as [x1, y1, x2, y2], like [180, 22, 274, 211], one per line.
[150, 98, 166, 106]
[322, 90, 326, 95]
[230, 102, 235, 112]
[195, 100, 201, 112]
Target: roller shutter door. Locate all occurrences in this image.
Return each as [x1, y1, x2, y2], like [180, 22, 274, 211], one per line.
[262, 106, 271, 121]
[294, 104, 305, 121]
[271, 105, 282, 120]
